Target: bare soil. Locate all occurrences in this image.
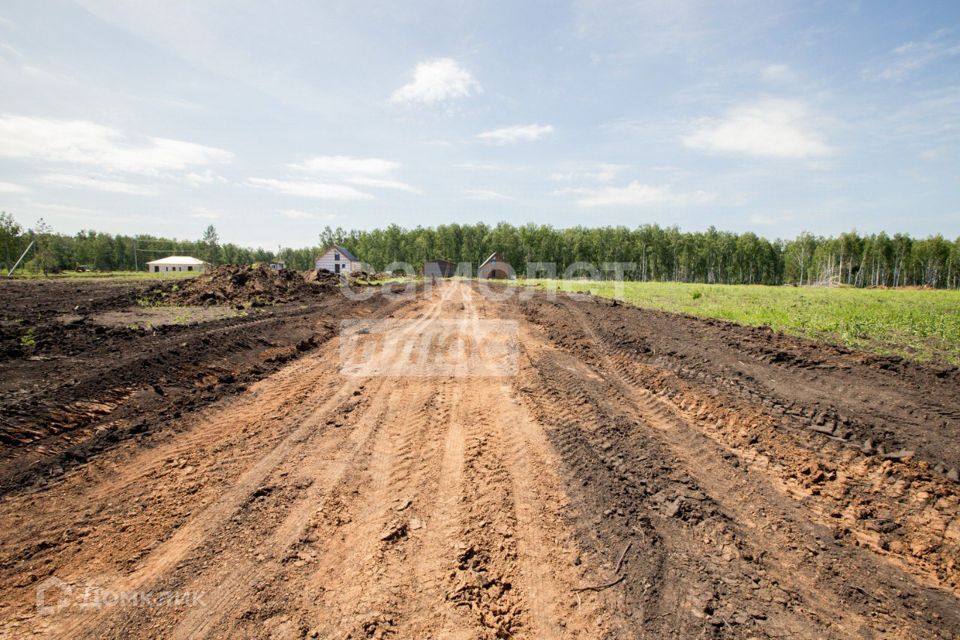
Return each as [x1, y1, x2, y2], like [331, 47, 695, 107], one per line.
[0, 280, 958, 638]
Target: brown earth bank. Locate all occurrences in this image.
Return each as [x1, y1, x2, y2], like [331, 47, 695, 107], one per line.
[0, 280, 957, 638]
[0, 276, 416, 492]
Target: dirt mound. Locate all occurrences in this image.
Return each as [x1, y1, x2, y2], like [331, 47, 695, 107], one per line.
[161, 264, 322, 305]
[348, 270, 390, 284]
[303, 268, 342, 287]
[303, 269, 389, 287]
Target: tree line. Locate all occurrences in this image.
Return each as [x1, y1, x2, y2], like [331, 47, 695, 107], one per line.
[2, 213, 958, 288]
[323, 223, 960, 288]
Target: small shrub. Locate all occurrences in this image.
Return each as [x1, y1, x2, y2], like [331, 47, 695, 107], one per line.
[691, 290, 703, 300]
[20, 328, 37, 349]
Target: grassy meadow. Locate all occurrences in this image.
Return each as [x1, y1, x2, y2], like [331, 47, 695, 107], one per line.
[518, 279, 960, 365]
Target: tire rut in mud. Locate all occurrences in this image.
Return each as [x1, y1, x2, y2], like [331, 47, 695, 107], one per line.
[4, 282, 958, 639]
[512, 292, 960, 638]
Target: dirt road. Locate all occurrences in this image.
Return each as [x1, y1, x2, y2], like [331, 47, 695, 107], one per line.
[1, 281, 958, 638]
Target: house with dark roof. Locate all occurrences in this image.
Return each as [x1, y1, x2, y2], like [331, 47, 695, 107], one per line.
[315, 244, 362, 275]
[424, 259, 458, 279]
[478, 252, 513, 279]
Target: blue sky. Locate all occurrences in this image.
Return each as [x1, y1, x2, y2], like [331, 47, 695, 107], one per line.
[0, 0, 958, 248]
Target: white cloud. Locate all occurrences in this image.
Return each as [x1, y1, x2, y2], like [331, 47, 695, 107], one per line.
[288, 155, 418, 193]
[549, 163, 628, 183]
[19, 64, 77, 86]
[750, 212, 795, 226]
[247, 177, 373, 200]
[456, 162, 506, 171]
[0, 43, 23, 59]
[760, 64, 793, 82]
[26, 202, 100, 217]
[876, 31, 960, 81]
[290, 156, 398, 175]
[391, 58, 481, 105]
[345, 176, 419, 192]
[477, 124, 555, 145]
[190, 206, 225, 220]
[0, 115, 233, 174]
[281, 208, 334, 220]
[463, 189, 509, 200]
[0, 181, 26, 193]
[185, 170, 229, 186]
[559, 182, 715, 207]
[682, 99, 833, 159]
[38, 173, 155, 195]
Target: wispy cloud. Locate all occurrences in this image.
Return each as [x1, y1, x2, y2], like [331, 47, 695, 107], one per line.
[682, 99, 833, 159]
[558, 182, 715, 207]
[288, 155, 419, 193]
[455, 162, 506, 171]
[873, 30, 960, 81]
[185, 170, 229, 186]
[0, 181, 26, 193]
[857, 86, 960, 145]
[463, 189, 509, 200]
[573, 0, 710, 57]
[281, 208, 334, 220]
[250, 154, 417, 201]
[247, 177, 373, 200]
[38, 173, 155, 195]
[477, 124, 554, 145]
[190, 206, 225, 220]
[760, 63, 794, 83]
[0, 115, 232, 175]
[0, 42, 23, 59]
[391, 58, 481, 105]
[290, 156, 398, 175]
[549, 163, 628, 183]
[750, 212, 795, 226]
[25, 202, 100, 217]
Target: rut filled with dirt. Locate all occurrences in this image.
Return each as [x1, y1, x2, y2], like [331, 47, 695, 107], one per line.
[0, 280, 957, 639]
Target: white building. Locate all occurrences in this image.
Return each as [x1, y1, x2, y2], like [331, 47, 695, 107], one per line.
[315, 244, 362, 275]
[146, 256, 209, 273]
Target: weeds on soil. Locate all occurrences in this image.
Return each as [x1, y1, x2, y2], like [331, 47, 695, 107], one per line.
[520, 279, 960, 365]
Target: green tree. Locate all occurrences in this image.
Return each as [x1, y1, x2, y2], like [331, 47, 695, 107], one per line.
[201, 225, 221, 265]
[0, 212, 23, 271]
[28, 218, 61, 274]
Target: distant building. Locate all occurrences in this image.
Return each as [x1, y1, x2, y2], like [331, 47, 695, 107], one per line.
[478, 252, 513, 279]
[268, 261, 286, 271]
[424, 259, 457, 279]
[315, 244, 362, 275]
[146, 256, 209, 273]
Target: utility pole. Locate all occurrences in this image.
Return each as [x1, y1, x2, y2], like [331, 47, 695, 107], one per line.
[7, 240, 34, 277]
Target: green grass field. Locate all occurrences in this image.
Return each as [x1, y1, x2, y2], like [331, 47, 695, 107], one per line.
[518, 279, 960, 365]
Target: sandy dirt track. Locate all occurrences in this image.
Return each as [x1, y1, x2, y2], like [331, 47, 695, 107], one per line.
[1, 280, 958, 639]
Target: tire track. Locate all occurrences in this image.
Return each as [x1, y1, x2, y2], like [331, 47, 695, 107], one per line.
[543, 297, 959, 637]
[30, 295, 426, 638]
